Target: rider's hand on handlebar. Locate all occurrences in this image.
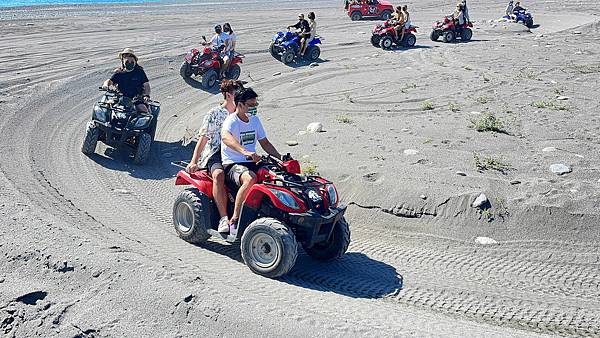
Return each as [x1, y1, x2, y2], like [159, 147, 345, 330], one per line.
[186, 162, 199, 173]
[245, 152, 261, 163]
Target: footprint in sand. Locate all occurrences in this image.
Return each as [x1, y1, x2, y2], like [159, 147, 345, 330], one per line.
[362, 172, 383, 183]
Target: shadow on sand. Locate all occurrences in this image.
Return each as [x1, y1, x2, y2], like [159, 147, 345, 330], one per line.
[194, 240, 403, 299]
[84, 139, 193, 180]
[284, 58, 330, 69]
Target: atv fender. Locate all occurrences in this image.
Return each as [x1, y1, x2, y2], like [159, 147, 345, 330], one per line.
[175, 171, 214, 199]
[243, 184, 307, 213]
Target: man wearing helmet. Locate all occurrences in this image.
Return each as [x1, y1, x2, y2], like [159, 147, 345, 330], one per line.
[101, 48, 151, 113]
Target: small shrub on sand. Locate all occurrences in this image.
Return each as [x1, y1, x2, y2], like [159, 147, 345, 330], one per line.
[530, 100, 570, 111]
[302, 160, 319, 175]
[469, 112, 506, 133]
[475, 96, 491, 104]
[449, 103, 461, 112]
[473, 153, 513, 174]
[336, 114, 353, 124]
[421, 101, 435, 111]
[400, 83, 417, 93]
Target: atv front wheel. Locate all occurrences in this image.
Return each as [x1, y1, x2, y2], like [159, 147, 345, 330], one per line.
[430, 30, 440, 41]
[180, 62, 192, 78]
[173, 188, 211, 243]
[461, 28, 473, 41]
[306, 45, 320, 61]
[443, 30, 455, 43]
[370, 34, 381, 47]
[404, 33, 417, 47]
[201, 69, 218, 88]
[81, 122, 99, 155]
[281, 49, 295, 64]
[269, 43, 280, 60]
[303, 217, 351, 261]
[380, 35, 393, 50]
[133, 132, 151, 164]
[380, 10, 392, 20]
[350, 11, 362, 21]
[226, 64, 241, 80]
[241, 218, 298, 278]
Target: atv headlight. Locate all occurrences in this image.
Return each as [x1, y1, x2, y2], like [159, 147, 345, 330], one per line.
[93, 105, 107, 122]
[326, 184, 338, 207]
[132, 116, 151, 129]
[269, 188, 300, 210]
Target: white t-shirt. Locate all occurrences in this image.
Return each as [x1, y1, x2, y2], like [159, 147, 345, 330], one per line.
[209, 32, 228, 48]
[224, 32, 237, 53]
[197, 105, 229, 167]
[221, 113, 266, 165]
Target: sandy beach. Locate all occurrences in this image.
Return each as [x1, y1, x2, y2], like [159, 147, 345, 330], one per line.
[1, 0, 599, 336]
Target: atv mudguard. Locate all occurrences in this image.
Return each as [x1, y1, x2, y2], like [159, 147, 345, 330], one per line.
[175, 170, 214, 199]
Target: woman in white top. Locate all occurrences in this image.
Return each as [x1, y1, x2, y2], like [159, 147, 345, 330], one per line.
[222, 22, 237, 78]
[301, 12, 317, 56]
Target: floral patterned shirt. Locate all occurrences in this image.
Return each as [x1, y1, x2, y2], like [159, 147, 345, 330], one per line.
[197, 105, 229, 167]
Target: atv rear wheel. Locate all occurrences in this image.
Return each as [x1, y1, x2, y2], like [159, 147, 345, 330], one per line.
[461, 28, 473, 41]
[241, 218, 298, 278]
[81, 122, 99, 155]
[269, 43, 280, 60]
[350, 11, 362, 21]
[133, 132, 151, 164]
[306, 45, 320, 61]
[281, 49, 295, 64]
[525, 19, 534, 28]
[430, 30, 440, 41]
[226, 64, 241, 80]
[180, 62, 192, 78]
[173, 188, 211, 243]
[443, 30, 455, 43]
[201, 69, 218, 88]
[380, 35, 393, 50]
[380, 10, 392, 20]
[404, 33, 417, 47]
[303, 217, 351, 262]
[370, 34, 381, 47]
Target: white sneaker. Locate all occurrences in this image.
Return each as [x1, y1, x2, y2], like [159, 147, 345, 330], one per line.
[217, 217, 229, 233]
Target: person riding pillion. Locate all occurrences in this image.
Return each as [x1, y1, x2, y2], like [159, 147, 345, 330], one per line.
[186, 80, 244, 233]
[301, 12, 317, 56]
[101, 48, 151, 114]
[220, 88, 283, 229]
[221, 22, 237, 79]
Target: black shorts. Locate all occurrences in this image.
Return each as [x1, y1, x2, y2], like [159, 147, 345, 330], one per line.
[206, 152, 224, 175]
[224, 162, 259, 187]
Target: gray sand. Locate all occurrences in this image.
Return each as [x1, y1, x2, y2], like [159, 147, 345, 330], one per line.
[1, 1, 599, 336]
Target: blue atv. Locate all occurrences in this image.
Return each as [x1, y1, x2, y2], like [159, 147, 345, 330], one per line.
[504, 10, 534, 28]
[269, 30, 321, 64]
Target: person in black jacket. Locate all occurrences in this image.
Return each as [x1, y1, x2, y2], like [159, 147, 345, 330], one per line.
[101, 48, 151, 114]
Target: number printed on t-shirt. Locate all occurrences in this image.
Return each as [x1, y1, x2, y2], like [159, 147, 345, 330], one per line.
[240, 131, 256, 145]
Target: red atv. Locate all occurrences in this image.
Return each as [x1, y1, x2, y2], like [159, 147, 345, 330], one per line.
[371, 21, 417, 49]
[430, 16, 473, 43]
[171, 155, 351, 278]
[180, 42, 244, 88]
[345, 0, 394, 21]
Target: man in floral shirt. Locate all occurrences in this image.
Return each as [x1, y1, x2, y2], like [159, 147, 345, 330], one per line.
[186, 79, 243, 232]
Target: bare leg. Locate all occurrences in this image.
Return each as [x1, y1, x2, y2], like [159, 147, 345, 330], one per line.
[212, 168, 228, 218]
[221, 55, 229, 78]
[300, 38, 306, 55]
[230, 171, 257, 223]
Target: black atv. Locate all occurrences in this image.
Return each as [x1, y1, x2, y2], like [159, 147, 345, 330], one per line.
[81, 88, 160, 164]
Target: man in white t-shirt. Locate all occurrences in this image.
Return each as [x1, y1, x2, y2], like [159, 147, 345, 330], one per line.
[221, 88, 282, 228]
[204, 25, 228, 51]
